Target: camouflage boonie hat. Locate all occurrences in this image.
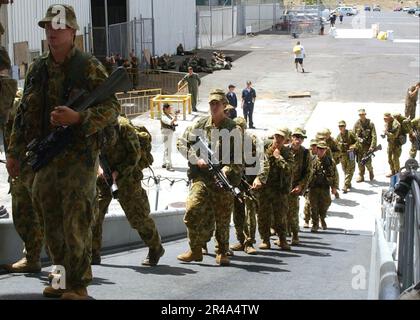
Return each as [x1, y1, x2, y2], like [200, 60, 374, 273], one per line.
[358, 109, 367, 115]
[310, 139, 318, 146]
[274, 128, 288, 138]
[384, 112, 392, 117]
[38, 4, 80, 30]
[292, 128, 307, 138]
[209, 89, 228, 104]
[317, 141, 328, 149]
[392, 112, 401, 118]
[234, 117, 248, 130]
[339, 120, 346, 126]
[0, 46, 11, 70]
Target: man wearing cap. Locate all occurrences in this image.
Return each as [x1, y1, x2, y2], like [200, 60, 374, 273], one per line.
[1, 49, 44, 275]
[230, 117, 263, 255]
[242, 81, 257, 129]
[303, 139, 318, 228]
[287, 128, 312, 245]
[383, 113, 402, 177]
[336, 121, 358, 193]
[405, 82, 420, 120]
[178, 67, 201, 112]
[177, 89, 243, 266]
[353, 109, 377, 182]
[253, 128, 293, 250]
[226, 84, 238, 119]
[409, 117, 420, 159]
[161, 103, 178, 171]
[6, 5, 120, 299]
[308, 141, 337, 232]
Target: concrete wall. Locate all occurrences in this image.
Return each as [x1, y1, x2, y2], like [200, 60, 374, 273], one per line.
[129, 0, 197, 55]
[5, 0, 91, 62]
[0, 209, 186, 265]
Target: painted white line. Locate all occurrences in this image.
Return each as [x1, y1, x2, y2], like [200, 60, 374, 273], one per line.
[393, 39, 420, 43]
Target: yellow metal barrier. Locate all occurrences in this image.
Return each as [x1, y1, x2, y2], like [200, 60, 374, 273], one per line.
[150, 94, 192, 120]
[116, 89, 162, 117]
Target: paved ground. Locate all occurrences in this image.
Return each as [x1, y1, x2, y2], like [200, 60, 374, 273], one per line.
[0, 11, 418, 299]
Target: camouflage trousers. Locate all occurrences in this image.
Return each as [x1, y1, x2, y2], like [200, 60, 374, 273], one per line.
[303, 193, 311, 224]
[405, 103, 416, 121]
[92, 173, 162, 258]
[10, 168, 44, 263]
[232, 195, 258, 245]
[257, 187, 288, 241]
[409, 142, 418, 159]
[340, 156, 355, 188]
[388, 143, 402, 173]
[309, 187, 331, 226]
[184, 179, 233, 254]
[357, 146, 374, 177]
[32, 154, 97, 289]
[287, 194, 300, 236]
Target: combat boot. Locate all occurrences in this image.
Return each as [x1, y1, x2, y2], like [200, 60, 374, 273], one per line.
[321, 219, 328, 230]
[2, 258, 41, 274]
[343, 187, 349, 194]
[303, 221, 310, 229]
[230, 242, 245, 251]
[142, 245, 165, 266]
[177, 248, 203, 262]
[61, 287, 90, 300]
[258, 241, 271, 250]
[244, 244, 257, 255]
[215, 254, 230, 266]
[369, 171, 375, 181]
[43, 286, 69, 299]
[278, 237, 291, 251]
[91, 255, 102, 266]
[311, 224, 319, 233]
[356, 176, 364, 183]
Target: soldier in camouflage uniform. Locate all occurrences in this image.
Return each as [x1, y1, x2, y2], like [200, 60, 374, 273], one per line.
[2, 88, 47, 275]
[383, 113, 402, 177]
[308, 141, 337, 233]
[91, 116, 164, 266]
[177, 89, 243, 266]
[230, 117, 263, 255]
[405, 82, 420, 120]
[253, 128, 293, 251]
[1, 48, 44, 274]
[353, 109, 377, 182]
[336, 121, 358, 193]
[287, 128, 312, 245]
[409, 117, 420, 159]
[303, 139, 318, 228]
[7, 5, 120, 299]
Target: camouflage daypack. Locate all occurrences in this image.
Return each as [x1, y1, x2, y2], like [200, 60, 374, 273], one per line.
[132, 123, 154, 170]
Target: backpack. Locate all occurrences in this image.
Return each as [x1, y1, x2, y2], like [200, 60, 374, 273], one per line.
[394, 116, 411, 145]
[132, 123, 154, 170]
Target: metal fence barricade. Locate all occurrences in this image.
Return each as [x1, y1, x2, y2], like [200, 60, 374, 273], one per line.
[116, 89, 162, 118]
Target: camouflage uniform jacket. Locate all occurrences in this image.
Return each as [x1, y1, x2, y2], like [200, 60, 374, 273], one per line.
[309, 155, 336, 189]
[177, 115, 243, 186]
[385, 119, 402, 144]
[0, 74, 18, 126]
[8, 47, 120, 162]
[288, 145, 312, 192]
[353, 119, 377, 150]
[336, 130, 358, 157]
[258, 140, 293, 193]
[102, 116, 141, 178]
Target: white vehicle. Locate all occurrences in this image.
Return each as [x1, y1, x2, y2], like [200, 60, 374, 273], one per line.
[335, 6, 358, 16]
[402, 6, 411, 12]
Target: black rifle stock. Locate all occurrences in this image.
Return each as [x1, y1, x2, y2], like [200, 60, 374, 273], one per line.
[361, 144, 382, 166]
[195, 137, 243, 203]
[26, 67, 132, 172]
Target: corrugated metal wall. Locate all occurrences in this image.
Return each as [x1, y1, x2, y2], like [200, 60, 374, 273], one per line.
[129, 0, 196, 56]
[8, 0, 91, 54]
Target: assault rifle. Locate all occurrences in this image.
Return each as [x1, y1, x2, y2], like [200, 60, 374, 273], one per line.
[239, 174, 257, 202]
[194, 137, 243, 203]
[99, 155, 119, 199]
[26, 67, 132, 172]
[360, 144, 382, 166]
